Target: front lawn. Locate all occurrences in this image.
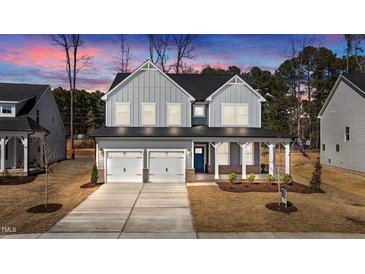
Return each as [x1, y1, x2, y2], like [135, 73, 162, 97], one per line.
[0, 151, 99, 235]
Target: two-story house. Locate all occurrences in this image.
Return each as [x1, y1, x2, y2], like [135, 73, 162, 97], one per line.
[0, 83, 66, 175]
[318, 73, 365, 172]
[91, 60, 292, 183]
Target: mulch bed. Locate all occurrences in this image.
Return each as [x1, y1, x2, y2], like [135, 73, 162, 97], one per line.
[217, 181, 325, 194]
[0, 176, 36, 185]
[27, 203, 63, 213]
[265, 202, 298, 214]
[80, 182, 104, 189]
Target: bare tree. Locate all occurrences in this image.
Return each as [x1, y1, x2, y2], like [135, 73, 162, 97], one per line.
[117, 34, 131, 73]
[39, 135, 56, 208]
[172, 34, 195, 74]
[147, 34, 171, 72]
[51, 35, 92, 160]
[344, 34, 365, 72]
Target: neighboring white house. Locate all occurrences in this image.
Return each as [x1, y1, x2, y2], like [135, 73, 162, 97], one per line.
[318, 73, 365, 173]
[91, 60, 292, 183]
[0, 83, 66, 175]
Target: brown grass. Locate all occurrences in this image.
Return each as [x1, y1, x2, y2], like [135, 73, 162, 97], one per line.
[0, 151, 98, 235]
[188, 152, 365, 233]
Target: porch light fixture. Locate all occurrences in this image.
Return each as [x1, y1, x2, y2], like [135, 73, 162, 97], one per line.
[186, 148, 192, 158]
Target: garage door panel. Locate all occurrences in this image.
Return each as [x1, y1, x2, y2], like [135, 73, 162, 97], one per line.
[106, 151, 143, 183]
[149, 151, 185, 182]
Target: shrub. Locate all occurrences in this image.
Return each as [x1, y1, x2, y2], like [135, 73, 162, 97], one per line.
[228, 172, 238, 184]
[90, 163, 98, 185]
[247, 173, 256, 184]
[266, 174, 275, 184]
[281, 173, 293, 185]
[310, 158, 322, 190]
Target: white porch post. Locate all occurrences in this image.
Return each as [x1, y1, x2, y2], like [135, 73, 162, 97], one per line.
[268, 143, 275, 176]
[191, 141, 194, 169]
[95, 142, 99, 169]
[237, 142, 248, 179]
[23, 136, 28, 173]
[0, 137, 5, 172]
[210, 142, 221, 180]
[13, 137, 17, 169]
[284, 143, 290, 175]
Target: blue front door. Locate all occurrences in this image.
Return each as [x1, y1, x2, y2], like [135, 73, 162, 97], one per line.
[194, 147, 205, 173]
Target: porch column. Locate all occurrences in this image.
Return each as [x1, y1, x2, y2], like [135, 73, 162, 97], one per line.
[0, 137, 5, 172]
[13, 137, 17, 169]
[284, 143, 290, 175]
[237, 142, 248, 179]
[191, 141, 194, 169]
[268, 143, 275, 176]
[23, 136, 28, 173]
[95, 142, 99, 169]
[210, 142, 221, 180]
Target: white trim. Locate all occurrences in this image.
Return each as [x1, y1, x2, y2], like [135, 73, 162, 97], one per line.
[0, 103, 16, 117]
[193, 105, 205, 117]
[166, 103, 182, 126]
[141, 102, 157, 126]
[216, 142, 230, 165]
[221, 103, 249, 126]
[206, 75, 266, 102]
[344, 126, 351, 142]
[114, 102, 131, 126]
[102, 60, 195, 101]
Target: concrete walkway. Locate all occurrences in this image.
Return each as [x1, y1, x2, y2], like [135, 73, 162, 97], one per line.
[18, 182, 196, 239]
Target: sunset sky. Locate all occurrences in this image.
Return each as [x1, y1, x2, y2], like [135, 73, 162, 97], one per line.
[0, 34, 348, 92]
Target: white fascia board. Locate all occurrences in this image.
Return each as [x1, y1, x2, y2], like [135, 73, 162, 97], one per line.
[101, 60, 195, 102]
[317, 75, 343, 118]
[206, 75, 266, 102]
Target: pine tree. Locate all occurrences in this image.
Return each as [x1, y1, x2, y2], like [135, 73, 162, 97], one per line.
[90, 163, 98, 185]
[310, 158, 322, 190]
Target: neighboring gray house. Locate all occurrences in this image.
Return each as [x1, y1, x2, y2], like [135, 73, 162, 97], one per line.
[318, 73, 365, 173]
[91, 60, 292, 183]
[0, 83, 66, 175]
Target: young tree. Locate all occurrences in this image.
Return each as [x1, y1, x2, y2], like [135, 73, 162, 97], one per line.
[51, 34, 92, 160]
[172, 34, 195, 73]
[117, 34, 131, 73]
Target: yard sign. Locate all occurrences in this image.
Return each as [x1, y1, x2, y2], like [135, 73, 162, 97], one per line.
[280, 187, 287, 207]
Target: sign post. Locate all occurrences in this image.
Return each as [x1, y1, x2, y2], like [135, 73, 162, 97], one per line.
[280, 187, 287, 207]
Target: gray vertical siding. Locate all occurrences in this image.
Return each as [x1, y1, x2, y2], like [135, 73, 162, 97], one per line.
[320, 81, 365, 172]
[209, 84, 261, 127]
[192, 104, 209, 126]
[106, 69, 192, 127]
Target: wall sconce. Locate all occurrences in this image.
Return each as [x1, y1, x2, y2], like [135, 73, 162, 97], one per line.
[186, 148, 192, 158]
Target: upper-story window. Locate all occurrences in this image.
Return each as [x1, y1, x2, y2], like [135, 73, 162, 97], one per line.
[167, 103, 181, 126]
[115, 102, 130, 125]
[0, 103, 15, 117]
[344, 126, 350, 142]
[142, 103, 156, 126]
[221, 104, 248, 126]
[193, 105, 205, 117]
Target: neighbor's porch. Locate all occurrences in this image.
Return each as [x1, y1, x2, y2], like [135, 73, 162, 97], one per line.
[190, 137, 292, 181]
[0, 131, 46, 175]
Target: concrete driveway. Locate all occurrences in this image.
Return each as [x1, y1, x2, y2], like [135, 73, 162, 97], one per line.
[41, 183, 196, 239]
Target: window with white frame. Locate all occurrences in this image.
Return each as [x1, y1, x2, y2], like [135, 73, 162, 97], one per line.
[239, 143, 254, 165]
[142, 103, 156, 126]
[217, 142, 230, 165]
[221, 104, 248, 126]
[344, 126, 350, 142]
[193, 105, 205, 117]
[167, 103, 181, 126]
[115, 103, 130, 125]
[0, 103, 15, 117]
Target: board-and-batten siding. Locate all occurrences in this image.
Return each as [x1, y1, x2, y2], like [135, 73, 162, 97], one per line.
[209, 83, 261, 127]
[106, 69, 191, 127]
[320, 81, 365, 172]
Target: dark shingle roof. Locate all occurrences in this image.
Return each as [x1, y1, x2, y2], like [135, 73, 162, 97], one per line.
[91, 126, 293, 138]
[0, 116, 46, 132]
[342, 73, 365, 97]
[108, 73, 234, 101]
[0, 83, 49, 102]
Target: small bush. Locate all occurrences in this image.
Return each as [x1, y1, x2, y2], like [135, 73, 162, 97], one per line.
[310, 158, 322, 190]
[90, 163, 98, 185]
[281, 173, 293, 185]
[247, 173, 256, 184]
[228, 172, 238, 184]
[266, 174, 275, 184]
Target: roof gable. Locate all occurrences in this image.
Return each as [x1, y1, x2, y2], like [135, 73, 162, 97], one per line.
[102, 60, 195, 101]
[318, 74, 365, 117]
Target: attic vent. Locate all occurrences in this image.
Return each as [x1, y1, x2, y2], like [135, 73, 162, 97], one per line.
[330, 111, 335, 115]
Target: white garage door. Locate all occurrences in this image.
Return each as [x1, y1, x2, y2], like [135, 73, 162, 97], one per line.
[106, 151, 143, 183]
[149, 151, 185, 182]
